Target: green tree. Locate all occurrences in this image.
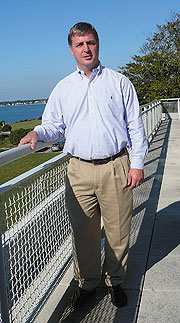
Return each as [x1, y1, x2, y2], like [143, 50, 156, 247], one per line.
[118, 13, 180, 104]
[9, 128, 30, 145]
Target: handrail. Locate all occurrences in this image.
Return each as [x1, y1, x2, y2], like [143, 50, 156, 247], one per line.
[0, 151, 67, 194]
[0, 140, 57, 167]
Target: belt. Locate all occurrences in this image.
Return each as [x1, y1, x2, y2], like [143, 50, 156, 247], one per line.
[74, 147, 127, 165]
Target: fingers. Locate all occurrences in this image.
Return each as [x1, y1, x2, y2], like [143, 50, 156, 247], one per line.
[18, 136, 29, 146]
[128, 176, 137, 189]
[30, 138, 37, 150]
[18, 131, 38, 150]
[127, 169, 144, 189]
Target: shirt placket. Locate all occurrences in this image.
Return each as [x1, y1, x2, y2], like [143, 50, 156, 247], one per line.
[87, 77, 100, 159]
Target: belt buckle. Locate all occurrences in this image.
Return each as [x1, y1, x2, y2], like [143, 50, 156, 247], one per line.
[92, 159, 101, 165]
[92, 159, 106, 165]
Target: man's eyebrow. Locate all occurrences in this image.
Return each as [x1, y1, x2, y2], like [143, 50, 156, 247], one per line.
[75, 40, 96, 46]
[76, 41, 84, 46]
[87, 40, 96, 43]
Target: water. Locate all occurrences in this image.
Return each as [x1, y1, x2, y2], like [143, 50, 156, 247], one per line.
[0, 104, 45, 124]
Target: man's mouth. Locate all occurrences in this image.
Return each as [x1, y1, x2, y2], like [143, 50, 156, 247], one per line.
[83, 55, 93, 60]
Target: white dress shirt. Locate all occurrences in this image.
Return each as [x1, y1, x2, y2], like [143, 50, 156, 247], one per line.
[34, 63, 148, 169]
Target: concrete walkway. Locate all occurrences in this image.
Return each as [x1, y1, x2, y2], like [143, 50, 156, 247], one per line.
[35, 119, 180, 323]
[137, 119, 180, 323]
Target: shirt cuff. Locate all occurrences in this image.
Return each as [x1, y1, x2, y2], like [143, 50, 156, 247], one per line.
[34, 125, 47, 142]
[130, 157, 144, 170]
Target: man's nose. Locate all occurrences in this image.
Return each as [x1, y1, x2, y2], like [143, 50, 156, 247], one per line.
[83, 43, 90, 52]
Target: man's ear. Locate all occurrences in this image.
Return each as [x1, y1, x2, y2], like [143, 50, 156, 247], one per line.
[69, 46, 74, 56]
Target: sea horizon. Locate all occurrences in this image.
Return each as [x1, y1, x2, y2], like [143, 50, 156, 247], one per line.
[0, 103, 45, 124]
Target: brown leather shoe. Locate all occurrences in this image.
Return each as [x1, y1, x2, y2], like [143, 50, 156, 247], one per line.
[107, 284, 128, 307]
[68, 287, 96, 309]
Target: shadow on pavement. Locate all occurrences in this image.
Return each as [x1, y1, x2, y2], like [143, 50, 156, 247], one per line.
[47, 119, 180, 323]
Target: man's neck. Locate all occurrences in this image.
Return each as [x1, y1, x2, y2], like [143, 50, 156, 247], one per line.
[84, 69, 93, 78]
[78, 61, 99, 79]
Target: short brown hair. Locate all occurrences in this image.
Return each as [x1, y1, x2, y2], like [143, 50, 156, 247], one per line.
[68, 22, 99, 47]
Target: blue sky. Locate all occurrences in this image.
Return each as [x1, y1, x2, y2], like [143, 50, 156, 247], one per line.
[0, 0, 179, 101]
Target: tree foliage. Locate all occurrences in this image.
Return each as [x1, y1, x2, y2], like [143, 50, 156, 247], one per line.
[0, 134, 5, 144]
[118, 13, 180, 104]
[9, 128, 30, 145]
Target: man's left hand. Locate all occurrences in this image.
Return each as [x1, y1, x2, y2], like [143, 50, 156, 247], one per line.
[127, 168, 144, 189]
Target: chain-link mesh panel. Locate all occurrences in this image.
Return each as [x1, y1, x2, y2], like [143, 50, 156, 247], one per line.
[0, 155, 71, 322]
[162, 100, 178, 113]
[141, 101, 162, 141]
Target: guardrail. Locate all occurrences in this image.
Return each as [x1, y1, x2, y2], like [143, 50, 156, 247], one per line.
[160, 98, 180, 119]
[141, 100, 162, 141]
[0, 100, 163, 323]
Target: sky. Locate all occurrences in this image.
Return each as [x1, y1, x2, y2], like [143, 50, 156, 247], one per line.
[0, 0, 179, 101]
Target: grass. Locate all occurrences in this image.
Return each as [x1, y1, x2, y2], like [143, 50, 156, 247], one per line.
[0, 137, 14, 149]
[0, 152, 61, 185]
[10, 119, 41, 131]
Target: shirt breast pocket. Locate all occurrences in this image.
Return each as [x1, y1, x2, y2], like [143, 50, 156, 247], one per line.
[100, 93, 121, 117]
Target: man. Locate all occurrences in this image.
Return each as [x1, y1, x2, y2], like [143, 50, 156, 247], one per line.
[19, 22, 148, 309]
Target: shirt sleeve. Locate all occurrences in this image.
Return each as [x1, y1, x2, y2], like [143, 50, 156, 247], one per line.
[34, 85, 65, 142]
[121, 77, 148, 169]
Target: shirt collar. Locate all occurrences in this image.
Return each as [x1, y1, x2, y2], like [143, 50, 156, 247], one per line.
[77, 62, 103, 79]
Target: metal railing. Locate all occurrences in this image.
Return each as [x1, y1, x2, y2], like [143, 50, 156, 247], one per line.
[0, 152, 71, 323]
[0, 100, 163, 323]
[141, 100, 162, 141]
[160, 98, 180, 119]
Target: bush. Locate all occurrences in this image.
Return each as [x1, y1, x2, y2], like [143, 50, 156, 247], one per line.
[2, 124, 12, 132]
[0, 134, 5, 144]
[9, 128, 31, 145]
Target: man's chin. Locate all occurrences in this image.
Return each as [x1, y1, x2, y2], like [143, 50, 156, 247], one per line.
[83, 59, 99, 66]
[78, 59, 99, 71]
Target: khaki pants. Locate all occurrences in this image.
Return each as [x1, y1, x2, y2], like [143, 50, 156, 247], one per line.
[65, 153, 133, 290]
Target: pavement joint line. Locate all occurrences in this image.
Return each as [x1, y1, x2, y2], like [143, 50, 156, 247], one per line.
[143, 288, 180, 292]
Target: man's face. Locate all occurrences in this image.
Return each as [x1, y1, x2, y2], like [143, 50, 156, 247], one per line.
[69, 32, 99, 73]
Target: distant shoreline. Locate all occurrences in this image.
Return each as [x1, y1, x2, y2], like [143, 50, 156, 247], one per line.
[0, 100, 47, 107]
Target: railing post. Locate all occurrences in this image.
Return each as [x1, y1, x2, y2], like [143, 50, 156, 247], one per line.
[159, 101, 162, 123]
[148, 103, 152, 140]
[178, 99, 180, 120]
[0, 232, 9, 323]
[143, 106, 149, 139]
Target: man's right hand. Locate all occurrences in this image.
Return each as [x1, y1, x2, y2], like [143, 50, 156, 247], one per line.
[18, 131, 38, 150]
